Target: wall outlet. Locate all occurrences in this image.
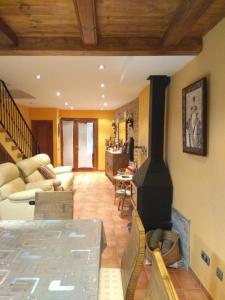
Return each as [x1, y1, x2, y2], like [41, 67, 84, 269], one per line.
[216, 267, 223, 281]
[201, 250, 210, 266]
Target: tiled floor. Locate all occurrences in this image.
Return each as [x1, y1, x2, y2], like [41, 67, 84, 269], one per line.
[74, 172, 210, 300]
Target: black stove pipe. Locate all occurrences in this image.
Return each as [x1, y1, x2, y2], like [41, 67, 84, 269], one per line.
[148, 75, 170, 160]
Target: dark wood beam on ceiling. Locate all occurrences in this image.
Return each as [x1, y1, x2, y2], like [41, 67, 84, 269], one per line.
[0, 37, 202, 55]
[162, 0, 214, 47]
[0, 16, 18, 46]
[73, 0, 97, 46]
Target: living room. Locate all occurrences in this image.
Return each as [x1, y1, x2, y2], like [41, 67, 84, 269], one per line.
[0, 1, 225, 299]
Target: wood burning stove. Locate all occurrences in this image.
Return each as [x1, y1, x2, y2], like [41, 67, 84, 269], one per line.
[132, 75, 173, 232]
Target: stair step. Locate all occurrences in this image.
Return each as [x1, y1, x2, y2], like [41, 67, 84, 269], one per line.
[17, 153, 23, 159]
[5, 137, 13, 142]
[11, 145, 18, 151]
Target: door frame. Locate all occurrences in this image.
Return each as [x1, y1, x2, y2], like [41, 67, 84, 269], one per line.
[60, 118, 98, 171]
[31, 120, 53, 163]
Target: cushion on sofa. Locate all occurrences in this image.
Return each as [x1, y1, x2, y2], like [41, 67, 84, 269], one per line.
[17, 154, 51, 178]
[0, 163, 20, 187]
[27, 178, 61, 188]
[36, 153, 51, 165]
[56, 173, 74, 191]
[25, 181, 54, 191]
[26, 170, 45, 183]
[38, 165, 56, 179]
[53, 166, 73, 174]
[0, 177, 25, 201]
[8, 189, 42, 202]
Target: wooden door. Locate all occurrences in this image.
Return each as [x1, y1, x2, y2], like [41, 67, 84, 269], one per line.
[74, 119, 98, 171]
[32, 120, 53, 162]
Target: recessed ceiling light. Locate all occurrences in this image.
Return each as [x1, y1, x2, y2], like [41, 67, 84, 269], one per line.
[65, 102, 68, 106]
[100, 83, 105, 88]
[36, 74, 41, 79]
[56, 92, 61, 96]
[103, 102, 108, 106]
[98, 64, 105, 70]
[70, 106, 74, 110]
[101, 94, 105, 98]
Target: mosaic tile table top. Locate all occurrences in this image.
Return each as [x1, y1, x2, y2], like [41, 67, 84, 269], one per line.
[0, 219, 106, 300]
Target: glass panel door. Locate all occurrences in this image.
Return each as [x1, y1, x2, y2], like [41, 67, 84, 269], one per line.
[62, 120, 74, 167]
[78, 122, 94, 168]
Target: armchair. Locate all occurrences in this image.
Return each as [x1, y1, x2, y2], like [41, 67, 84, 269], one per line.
[0, 162, 53, 220]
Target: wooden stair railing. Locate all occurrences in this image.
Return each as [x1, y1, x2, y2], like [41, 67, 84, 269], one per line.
[0, 80, 40, 158]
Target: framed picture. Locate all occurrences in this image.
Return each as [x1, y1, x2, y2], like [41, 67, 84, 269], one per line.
[182, 78, 207, 156]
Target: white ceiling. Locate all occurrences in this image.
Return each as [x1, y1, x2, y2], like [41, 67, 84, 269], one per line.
[0, 56, 194, 110]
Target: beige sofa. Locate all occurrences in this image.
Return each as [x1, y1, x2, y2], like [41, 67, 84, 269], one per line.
[0, 162, 54, 220]
[17, 154, 74, 191]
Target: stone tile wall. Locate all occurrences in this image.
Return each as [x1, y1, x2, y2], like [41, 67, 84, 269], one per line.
[172, 207, 190, 270]
[115, 98, 139, 164]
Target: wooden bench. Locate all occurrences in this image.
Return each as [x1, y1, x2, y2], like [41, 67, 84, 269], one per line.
[144, 249, 179, 300]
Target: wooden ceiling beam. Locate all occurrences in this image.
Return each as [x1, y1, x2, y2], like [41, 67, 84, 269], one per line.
[0, 16, 18, 46]
[0, 37, 202, 55]
[73, 0, 97, 46]
[162, 0, 214, 47]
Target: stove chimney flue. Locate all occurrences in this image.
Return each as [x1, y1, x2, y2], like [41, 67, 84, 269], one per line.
[148, 75, 170, 160]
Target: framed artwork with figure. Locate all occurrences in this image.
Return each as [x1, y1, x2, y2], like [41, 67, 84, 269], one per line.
[182, 78, 207, 156]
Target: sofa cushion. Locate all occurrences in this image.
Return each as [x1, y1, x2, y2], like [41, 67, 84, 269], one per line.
[0, 163, 20, 187]
[25, 181, 54, 191]
[8, 189, 42, 202]
[26, 170, 45, 183]
[0, 198, 35, 220]
[56, 172, 74, 191]
[26, 178, 61, 189]
[36, 153, 51, 165]
[38, 165, 56, 179]
[17, 157, 40, 178]
[54, 166, 73, 174]
[0, 177, 26, 200]
[17, 153, 51, 178]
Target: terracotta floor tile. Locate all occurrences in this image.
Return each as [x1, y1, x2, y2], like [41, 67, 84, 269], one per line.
[134, 289, 146, 300]
[74, 172, 211, 300]
[173, 270, 201, 290]
[176, 289, 187, 300]
[183, 289, 209, 300]
[102, 246, 117, 260]
[106, 239, 117, 247]
[169, 271, 182, 289]
[101, 257, 120, 268]
[143, 263, 152, 280]
[136, 270, 149, 289]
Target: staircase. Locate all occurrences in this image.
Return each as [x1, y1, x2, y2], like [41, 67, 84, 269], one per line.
[0, 80, 40, 162]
